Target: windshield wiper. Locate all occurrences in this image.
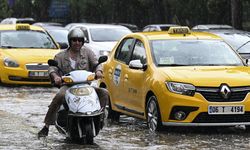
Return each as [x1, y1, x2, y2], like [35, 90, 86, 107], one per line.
[1, 45, 18, 48]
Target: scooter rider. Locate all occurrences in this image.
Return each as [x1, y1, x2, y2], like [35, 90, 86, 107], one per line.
[38, 28, 109, 138]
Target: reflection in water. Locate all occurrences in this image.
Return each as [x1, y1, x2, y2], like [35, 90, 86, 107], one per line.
[0, 85, 250, 149]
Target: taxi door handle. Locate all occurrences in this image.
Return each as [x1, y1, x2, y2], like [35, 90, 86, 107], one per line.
[124, 74, 128, 81]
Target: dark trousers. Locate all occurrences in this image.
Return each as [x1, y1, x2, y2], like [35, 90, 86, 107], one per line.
[44, 85, 109, 125]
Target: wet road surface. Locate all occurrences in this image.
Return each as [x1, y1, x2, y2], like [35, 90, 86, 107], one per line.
[1, 85, 250, 149]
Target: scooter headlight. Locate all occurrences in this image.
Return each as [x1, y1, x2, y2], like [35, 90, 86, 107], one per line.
[69, 87, 93, 96]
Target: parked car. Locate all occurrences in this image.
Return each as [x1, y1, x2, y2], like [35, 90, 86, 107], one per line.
[143, 24, 179, 32]
[101, 26, 250, 132]
[111, 23, 140, 32]
[192, 25, 250, 60]
[42, 26, 69, 49]
[33, 22, 63, 27]
[1, 17, 35, 24]
[64, 23, 85, 31]
[192, 24, 234, 30]
[70, 23, 132, 57]
[0, 24, 61, 85]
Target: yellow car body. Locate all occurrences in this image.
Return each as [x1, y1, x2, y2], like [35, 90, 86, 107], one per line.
[101, 26, 250, 131]
[0, 24, 60, 85]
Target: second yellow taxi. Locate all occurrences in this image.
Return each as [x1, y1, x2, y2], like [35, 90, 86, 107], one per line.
[100, 26, 250, 131]
[0, 24, 61, 85]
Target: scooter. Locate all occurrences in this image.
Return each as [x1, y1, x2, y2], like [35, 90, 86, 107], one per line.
[48, 56, 107, 144]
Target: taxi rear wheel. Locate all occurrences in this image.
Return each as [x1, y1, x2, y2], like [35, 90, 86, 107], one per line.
[146, 95, 162, 132]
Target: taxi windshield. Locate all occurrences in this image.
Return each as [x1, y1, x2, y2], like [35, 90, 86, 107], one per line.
[0, 30, 57, 49]
[151, 40, 244, 66]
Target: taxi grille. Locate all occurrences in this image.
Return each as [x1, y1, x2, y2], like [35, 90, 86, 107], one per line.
[196, 87, 250, 102]
[26, 63, 49, 70]
[9, 76, 50, 82]
[193, 112, 250, 123]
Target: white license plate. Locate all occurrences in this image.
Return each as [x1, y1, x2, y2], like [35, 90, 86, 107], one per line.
[208, 105, 244, 115]
[29, 71, 48, 77]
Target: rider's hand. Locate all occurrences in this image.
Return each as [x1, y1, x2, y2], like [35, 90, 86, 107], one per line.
[95, 70, 103, 79]
[52, 73, 62, 86]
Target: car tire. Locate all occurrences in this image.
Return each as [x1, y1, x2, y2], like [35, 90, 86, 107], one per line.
[146, 95, 162, 132]
[245, 125, 250, 131]
[107, 100, 120, 122]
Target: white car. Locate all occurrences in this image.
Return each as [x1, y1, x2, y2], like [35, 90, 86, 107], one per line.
[68, 23, 132, 57]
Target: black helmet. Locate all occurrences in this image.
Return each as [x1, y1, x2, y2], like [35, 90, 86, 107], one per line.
[68, 28, 85, 46]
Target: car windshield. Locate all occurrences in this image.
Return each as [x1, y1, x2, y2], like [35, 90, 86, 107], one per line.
[47, 29, 68, 43]
[0, 30, 57, 49]
[216, 32, 250, 53]
[236, 41, 250, 53]
[90, 28, 131, 42]
[151, 40, 243, 66]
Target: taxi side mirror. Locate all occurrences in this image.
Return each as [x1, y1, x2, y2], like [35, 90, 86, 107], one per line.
[129, 59, 147, 71]
[98, 55, 108, 64]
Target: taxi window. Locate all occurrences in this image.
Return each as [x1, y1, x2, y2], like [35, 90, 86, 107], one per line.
[151, 40, 243, 66]
[131, 40, 146, 64]
[115, 38, 134, 63]
[0, 30, 57, 49]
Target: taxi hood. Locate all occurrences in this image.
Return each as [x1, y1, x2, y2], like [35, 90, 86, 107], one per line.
[2, 48, 59, 62]
[160, 66, 250, 87]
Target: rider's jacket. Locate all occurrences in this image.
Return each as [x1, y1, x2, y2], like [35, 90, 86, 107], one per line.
[48, 46, 102, 76]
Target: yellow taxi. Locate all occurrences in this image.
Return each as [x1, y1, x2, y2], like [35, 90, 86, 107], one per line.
[0, 24, 61, 85]
[100, 26, 250, 131]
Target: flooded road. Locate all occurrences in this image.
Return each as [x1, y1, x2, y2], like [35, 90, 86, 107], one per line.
[1, 85, 250, 149]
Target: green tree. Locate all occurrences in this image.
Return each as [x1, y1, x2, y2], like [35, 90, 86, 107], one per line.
[11, 0, 33, 18]
[33, 0, 52, 21]
[0, 0, 12, 19]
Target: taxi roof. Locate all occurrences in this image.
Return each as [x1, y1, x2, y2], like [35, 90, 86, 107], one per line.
[132, 30, 223, 41]
[0, 24, 45, 31]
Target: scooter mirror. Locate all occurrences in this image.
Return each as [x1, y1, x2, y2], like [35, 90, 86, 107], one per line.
[48, 59, 58, 67]
[98, 55, 108, 64]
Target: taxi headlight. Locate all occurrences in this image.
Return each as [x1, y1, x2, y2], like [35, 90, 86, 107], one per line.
[62, 77, 73, 83]
[4, 57, 19, 67]
[69, 87, 93, 96]
[166, 82, 195, 96]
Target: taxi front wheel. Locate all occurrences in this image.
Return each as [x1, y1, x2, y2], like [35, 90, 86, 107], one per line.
[107, 100, 120, 122]
[146, 95, 162, 132]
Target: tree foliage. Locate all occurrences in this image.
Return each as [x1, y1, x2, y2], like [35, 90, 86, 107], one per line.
[0, 0, 249, 29]
[0, 0, 12, 18]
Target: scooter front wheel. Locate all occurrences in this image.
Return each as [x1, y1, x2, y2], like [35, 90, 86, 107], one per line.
[85, 122, 94, 144]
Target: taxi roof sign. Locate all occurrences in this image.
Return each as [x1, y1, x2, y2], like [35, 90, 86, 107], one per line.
[16, 24, 30, 30]
[168, 26, 191, 34]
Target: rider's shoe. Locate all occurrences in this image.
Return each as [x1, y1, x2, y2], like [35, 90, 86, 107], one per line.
[38, 126, 49, 139]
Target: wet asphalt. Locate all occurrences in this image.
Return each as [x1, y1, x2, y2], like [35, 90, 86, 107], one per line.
[1, 85, 250, 150]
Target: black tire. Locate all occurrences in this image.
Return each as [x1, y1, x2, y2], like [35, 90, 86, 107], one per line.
[107, 100, 120, 122]
[146, 95, 162, 132]
[85, 122, 94, 144]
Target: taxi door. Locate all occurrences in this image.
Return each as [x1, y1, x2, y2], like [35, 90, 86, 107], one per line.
[107, 38, 135, 108]
[123, 40, 147, 116]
